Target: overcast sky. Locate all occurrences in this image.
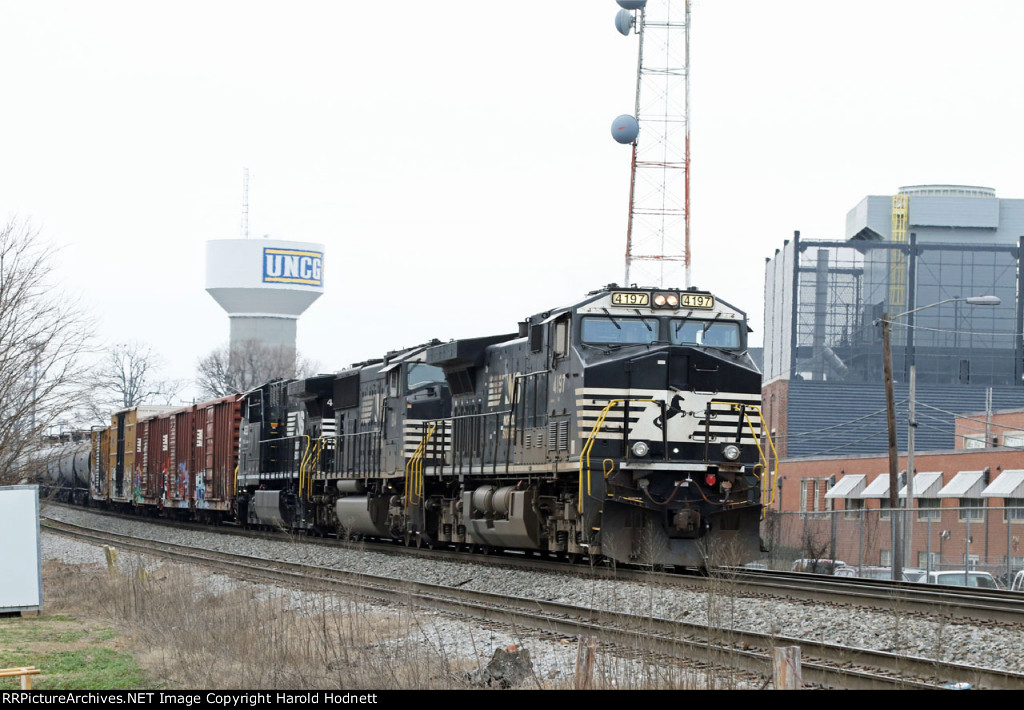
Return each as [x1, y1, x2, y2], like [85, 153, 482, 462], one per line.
[3, 1, 1023, 401]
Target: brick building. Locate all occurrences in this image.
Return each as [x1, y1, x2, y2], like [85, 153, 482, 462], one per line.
[766, 410, 1024, 579]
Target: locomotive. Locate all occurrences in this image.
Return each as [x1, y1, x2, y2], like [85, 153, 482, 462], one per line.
[68, 284, 776, 568]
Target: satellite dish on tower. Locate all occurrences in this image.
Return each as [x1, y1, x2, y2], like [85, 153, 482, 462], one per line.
[616, 0, 647, 9]
[611, 114, 639, 144]
[615, 9, 634, 36]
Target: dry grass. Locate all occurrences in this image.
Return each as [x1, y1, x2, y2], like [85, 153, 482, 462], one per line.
[35, 551, 753, 690]
[41, 556, 494, 689]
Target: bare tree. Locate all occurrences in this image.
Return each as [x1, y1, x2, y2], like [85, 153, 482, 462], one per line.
[196, 339, 317, 398]
[0, 219, 93, 484]
[85, 341, 181, 422]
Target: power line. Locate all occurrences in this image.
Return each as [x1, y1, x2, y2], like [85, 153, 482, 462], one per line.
[783, 403, 903, 440]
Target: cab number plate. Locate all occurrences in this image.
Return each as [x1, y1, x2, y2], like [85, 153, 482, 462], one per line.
[681, 294, 715, 309]
[611, 292, 649, 306]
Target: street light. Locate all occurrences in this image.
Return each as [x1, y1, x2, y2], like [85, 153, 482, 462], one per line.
[880, 295, 1001, 582]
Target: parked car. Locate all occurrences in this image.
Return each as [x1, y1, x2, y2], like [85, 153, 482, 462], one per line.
[924, 570, 999, 589]
[852, 566, 924, 582]
[791, 559, 847, 574]
[902, 567, 927, 583]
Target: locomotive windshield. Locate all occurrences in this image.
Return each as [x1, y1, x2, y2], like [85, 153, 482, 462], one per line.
[581, 316, 659, 345]
[407, 363, 446, 390]
[670, 318, 741, 349]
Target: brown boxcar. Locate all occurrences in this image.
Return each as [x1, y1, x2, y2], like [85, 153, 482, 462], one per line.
[104, 406, 177, 505]
[195, 395, 242, 517]
[138, 413, 171, 506]
[89, 426, 110, 503]
[88, 399, 239, 519]
[160, 395, 241, 518]
[166, 406, 194, 510]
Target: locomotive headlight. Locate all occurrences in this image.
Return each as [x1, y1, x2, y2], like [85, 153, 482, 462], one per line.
[631, 441, 650, 457]
[652, 292, 679, 309]
[722, 444, 741, 461]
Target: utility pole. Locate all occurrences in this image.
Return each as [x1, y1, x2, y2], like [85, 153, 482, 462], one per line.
[881, 314, 903, 582]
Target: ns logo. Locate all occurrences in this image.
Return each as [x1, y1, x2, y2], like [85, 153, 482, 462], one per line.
[263, 248, 323, 286]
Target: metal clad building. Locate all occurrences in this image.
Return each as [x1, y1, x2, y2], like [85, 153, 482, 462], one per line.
[764, 185, 1024, 458]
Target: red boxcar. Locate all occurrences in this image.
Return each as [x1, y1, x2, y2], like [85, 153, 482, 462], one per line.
[137, 413, 170, 506]
[166, 406, 194, 510]
[160, 395, 241, 519]
[88, 396, 241, 522]
[196, 395, 242, 517]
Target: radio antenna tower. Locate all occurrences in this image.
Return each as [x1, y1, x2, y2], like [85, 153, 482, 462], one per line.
[611, 0, 691, 288]
[240, 167, 250, 240]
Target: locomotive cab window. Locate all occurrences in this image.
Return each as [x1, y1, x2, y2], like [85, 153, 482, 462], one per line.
[581, 316, 658, 345]
[553, 317, 569, 358]
[407, 363, 445, 392]
[670, 319, 741, 349]
[387, 368, 401, 398]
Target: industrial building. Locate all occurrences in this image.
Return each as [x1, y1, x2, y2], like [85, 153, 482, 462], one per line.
[763, 185, 1024, 459]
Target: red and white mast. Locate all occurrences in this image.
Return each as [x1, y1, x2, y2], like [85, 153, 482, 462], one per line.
[612, 0, 692, 289]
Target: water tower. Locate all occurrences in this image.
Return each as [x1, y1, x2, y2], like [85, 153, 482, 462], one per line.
[205, 238, 324, 356]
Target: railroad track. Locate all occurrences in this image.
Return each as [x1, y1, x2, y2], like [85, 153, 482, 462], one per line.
[726, 568, 1024, 625]
[42, 516, 1024, 690]
[44, 503, 1024, 627]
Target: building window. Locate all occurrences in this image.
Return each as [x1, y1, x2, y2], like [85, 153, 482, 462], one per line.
[959, 498, 985, 521]
[844, 498, 864, 518]
[1003, 433, 1024, 448]
[880, 549, 892, 566]
[917, 498, 941, 521]
[1005, 498, 1024, 523]
[962, 436, 985, 449]
[800, 478, 832, 516]
[879, 498, 891, 520]
[918, 551, 940, 569]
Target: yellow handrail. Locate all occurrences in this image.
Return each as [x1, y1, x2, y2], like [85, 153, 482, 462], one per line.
[404, 422, 437, 510]
[577, 398, 780, 517]
[297, 435, 311, 499]
[300, 438, 324, 500]
[714, 401, 781, 513]
[578, 398, 656, 514]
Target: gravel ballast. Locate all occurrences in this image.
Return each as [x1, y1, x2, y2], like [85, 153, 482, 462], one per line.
[40, 504, 1024, 683]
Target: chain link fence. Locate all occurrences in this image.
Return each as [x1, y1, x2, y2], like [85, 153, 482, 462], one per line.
[759, 507, 1024, 585]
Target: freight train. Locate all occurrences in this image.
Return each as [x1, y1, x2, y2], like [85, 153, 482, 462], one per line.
[42, 285, 777, 568]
